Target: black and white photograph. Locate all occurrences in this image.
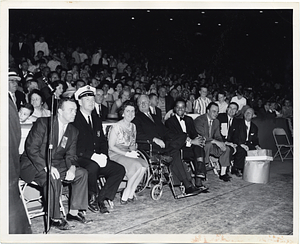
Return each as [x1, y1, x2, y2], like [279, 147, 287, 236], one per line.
[1, 1, 299, 243]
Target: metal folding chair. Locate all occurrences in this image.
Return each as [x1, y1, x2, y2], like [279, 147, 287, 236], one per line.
[272, 128, 293, 162]
[19, 179, 66, 225]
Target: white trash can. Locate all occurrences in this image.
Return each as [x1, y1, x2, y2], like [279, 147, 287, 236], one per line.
[243, 156, 273, 184]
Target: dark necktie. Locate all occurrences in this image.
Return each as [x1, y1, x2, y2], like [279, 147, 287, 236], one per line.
[180, 116, 185, 121]
[98, 105, 102, 117]
[88, 116, 93, 129]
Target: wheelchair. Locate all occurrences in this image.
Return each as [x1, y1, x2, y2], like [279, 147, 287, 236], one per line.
[135, 140, 208, 200]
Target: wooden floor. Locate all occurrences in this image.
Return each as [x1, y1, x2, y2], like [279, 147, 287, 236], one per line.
[29, 158, 296, 243]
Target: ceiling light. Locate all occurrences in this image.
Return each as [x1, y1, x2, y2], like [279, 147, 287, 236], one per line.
[131, 17, 135, 20]
[260, 11, 263, 13]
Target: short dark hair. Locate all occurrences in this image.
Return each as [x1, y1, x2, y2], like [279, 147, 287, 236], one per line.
[57, 97, 76, 110]
[118, 100, 137, 117]
[228, 101, 239, 110]
[148, 93, 158, 100]
[206, 101, 218, 111]
[174, 98, 186, 108]
[19, 103, 34, 116]
[28, 89, 46, 104]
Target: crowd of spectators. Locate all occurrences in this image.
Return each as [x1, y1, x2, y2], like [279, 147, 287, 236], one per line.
[9, 32, 293, 128]
[8, 30, 294, 233]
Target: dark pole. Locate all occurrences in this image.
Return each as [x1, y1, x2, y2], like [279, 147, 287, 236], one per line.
[45, 93, 55, 234]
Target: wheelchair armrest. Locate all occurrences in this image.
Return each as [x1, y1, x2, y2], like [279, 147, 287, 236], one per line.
[136, 139, 153, 145]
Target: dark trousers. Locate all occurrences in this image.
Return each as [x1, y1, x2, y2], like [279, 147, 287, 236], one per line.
[182, 145, 206, 176]
[34, 167, 88, 219]
[234, 143, 255, 170]
[77, 157, 125, 202]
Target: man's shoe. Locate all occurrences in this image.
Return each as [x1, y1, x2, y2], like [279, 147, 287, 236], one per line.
[197, 185, 209, 193]
[99, 201, 110, 214]
[185, 186, 202, 195]
[88, 194, 99, 212]
[195, 177, 205, 188]
[219, 174, 231, 182]
[66, 212, 92, 224]
[51, 218, 74, 230]
[235, 169, 243, 177]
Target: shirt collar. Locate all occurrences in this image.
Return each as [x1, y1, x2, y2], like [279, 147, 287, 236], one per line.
[175, 114, 184, 121]
[80, 109, 92, 123]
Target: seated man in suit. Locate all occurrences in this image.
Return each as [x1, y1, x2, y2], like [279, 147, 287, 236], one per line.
[217, 102, 241, 176]
[8, 71, 26, 110]
[194, 102, 232, 182]
[165, 99, 208, 190]
[20, 97, 90, 230]
[231, 107, 261, 176]
[72, 85, 125, 214]
[93, 88, 108, 120]
[132, 95, 202, 196]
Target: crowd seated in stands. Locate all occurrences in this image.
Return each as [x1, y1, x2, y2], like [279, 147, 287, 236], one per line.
[8, 30, 293, 233]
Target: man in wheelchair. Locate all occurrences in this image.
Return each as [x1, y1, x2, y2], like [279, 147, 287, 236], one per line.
[165, 98, 208, 191]
[132, 95, 203, 196]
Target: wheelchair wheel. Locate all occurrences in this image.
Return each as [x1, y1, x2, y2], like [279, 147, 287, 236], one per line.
[135, 168, 150, 194]
[135, 150, 151, 194]
[151, 184, 163, 200]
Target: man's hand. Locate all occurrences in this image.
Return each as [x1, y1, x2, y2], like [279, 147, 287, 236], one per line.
[191, 137, 203, 147]
[212, 140, 227, 151]
[153, 137, 165, 148]
[241, 144, 249, 151]
[65, 165, 76, 181]
[225, 141, 237, 148]
[91, 153, 108, 167]
[44, 166, 60, 180]
[255, 145, 262, 150]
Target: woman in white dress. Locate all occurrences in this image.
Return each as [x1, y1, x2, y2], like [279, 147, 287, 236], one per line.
[108, 101, 148, 204]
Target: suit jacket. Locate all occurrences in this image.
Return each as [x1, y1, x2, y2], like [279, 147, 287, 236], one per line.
[232, 119, 259, 148]
[133, 110, 187, 152]
[165, 114, 198, 140]
[194, 114, 223, 143]
[11, 42, 30, 61]
[93, 103, 108, 121]
[72, 110, 108, 159]
[20, 117, 79, 183]
[150, 106, 162, 122]
[9, 91, 26, 111]
[132, 110, 167, 143]
[217, 113, 239, 142]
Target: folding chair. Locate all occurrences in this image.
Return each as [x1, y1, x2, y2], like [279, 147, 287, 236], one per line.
[19, 179, 66, 225]
[272, 128, 293, 162]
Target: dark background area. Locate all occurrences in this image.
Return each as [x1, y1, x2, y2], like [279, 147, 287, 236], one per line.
[9, 9, 293, 85]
